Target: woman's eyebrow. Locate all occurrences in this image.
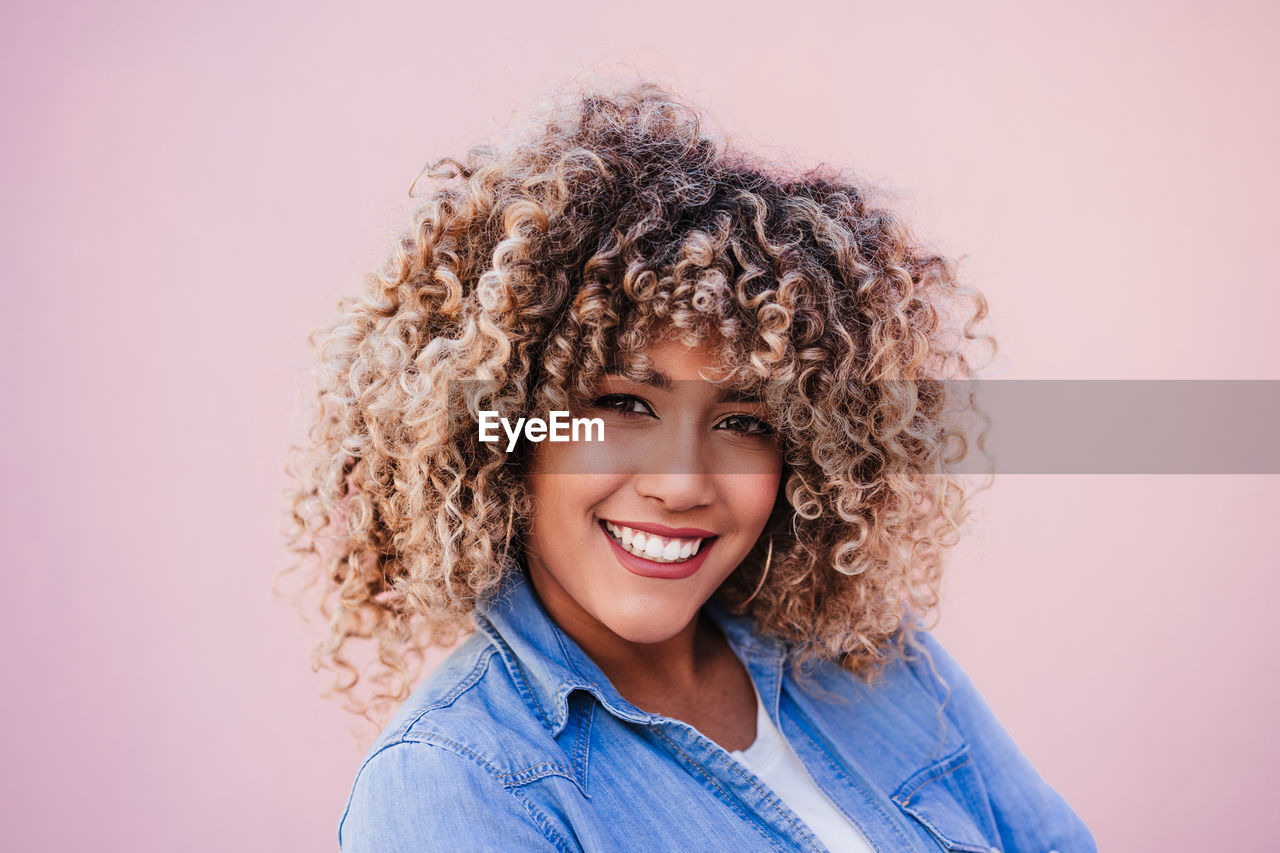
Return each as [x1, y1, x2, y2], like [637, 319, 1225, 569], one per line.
[603, 367, 672, 391]
[601, 369, 764, 404]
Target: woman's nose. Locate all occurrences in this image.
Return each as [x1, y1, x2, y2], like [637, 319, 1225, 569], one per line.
[632, 433, 717, 511]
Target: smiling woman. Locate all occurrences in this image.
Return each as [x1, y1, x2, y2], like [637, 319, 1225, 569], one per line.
[284, 83, 1097, 851]
[523, 339, 783, 726]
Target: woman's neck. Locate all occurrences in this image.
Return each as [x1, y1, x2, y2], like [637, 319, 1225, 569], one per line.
[525, 559, 708, 698]
[524, 562, 758, 750]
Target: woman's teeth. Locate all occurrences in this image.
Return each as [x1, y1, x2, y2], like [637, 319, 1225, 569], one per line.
[604, 521, 704, 563]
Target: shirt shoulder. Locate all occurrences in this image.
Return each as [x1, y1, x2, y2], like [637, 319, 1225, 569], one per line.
[785, 630, 962, 747]
[337, 631, 583, 852]
[338, 739, 570, 852]
[367, 631, 505, 747]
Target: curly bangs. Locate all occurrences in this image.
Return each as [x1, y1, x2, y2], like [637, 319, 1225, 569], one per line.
[284, 83, 993, 720]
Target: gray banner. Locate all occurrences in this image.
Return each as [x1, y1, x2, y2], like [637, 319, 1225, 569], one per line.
[952, 380, 1280, 474]
[450, 380, 1280, 475]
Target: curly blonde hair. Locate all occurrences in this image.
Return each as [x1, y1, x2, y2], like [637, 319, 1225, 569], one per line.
[283, 82, 993, 722]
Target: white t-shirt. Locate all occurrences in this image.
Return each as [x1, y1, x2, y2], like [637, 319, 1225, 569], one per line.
[729, 689, 875, 853]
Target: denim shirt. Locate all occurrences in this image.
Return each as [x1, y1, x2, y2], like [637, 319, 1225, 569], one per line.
[339, 573, 1096, 852]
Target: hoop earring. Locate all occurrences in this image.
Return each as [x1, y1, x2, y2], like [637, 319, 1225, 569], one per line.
[742, 537, 773, 606]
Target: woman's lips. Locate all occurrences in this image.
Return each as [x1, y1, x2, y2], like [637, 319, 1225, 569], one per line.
[599, 520, 717, 580]
[600, 518, 717, 539]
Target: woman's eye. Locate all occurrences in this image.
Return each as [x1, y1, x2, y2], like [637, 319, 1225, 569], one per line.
[715, 414, 774, 436]
[590, 394, 655, 418]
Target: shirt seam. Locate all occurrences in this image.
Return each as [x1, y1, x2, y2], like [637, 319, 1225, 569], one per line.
[651, 725, 790, 853]
[892, 750, 992, 853]
[892, 746, 973, 806]
[398, 644, 498, 738]
[476, 612, 556, 732]
[574, 698, 593, 795]
[714, 750, 824, 852]
[420, 732, 587, 798]
[786, 698, 916, 853]
[337, 739, 573, 851]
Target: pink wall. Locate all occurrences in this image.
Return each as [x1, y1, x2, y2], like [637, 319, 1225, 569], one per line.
[3, 0, 1277, 849]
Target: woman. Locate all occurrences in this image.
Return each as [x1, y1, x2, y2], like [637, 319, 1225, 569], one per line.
[286, 83, 1096, 851]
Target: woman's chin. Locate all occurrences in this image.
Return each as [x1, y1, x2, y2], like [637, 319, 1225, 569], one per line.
[591, 601, 699, 646]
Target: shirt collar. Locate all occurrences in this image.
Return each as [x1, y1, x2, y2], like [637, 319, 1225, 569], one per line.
[475, 566, 789, 738]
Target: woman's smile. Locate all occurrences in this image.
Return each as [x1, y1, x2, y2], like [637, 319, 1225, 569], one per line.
[598, 518, 720, 579]
[601, 518, 716, 560]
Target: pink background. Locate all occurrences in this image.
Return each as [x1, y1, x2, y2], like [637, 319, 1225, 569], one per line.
[4, 1, 1278, 850]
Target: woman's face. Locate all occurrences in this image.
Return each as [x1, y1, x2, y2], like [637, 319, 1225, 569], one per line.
[523, 338, 784, 645]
